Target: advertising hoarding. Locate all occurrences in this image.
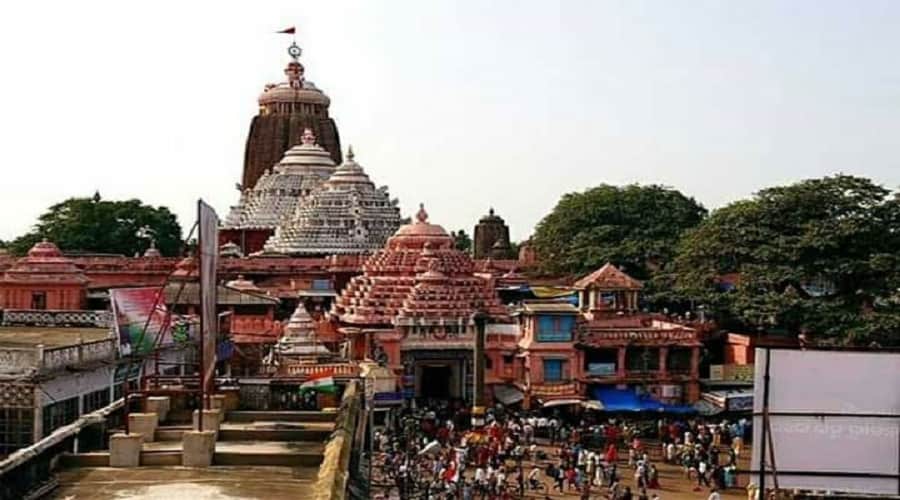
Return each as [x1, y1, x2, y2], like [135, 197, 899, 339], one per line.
[752, 349, 900, 495]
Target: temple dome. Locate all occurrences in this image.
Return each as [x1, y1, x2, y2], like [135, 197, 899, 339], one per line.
[274, 129, 337, 178]
[28, 240, 64, 259]
[388, 204, 453, 250]
[262, 147, 402, 256]
[223, 128, 336, 230]
[258, 61, 331, 107]
[332, 209, 510, 326]
[325, 147, 374, 186]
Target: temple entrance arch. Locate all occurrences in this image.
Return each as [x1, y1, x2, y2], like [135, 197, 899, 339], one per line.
[419, 365, 453, 399]
[403, 350, 473, 403]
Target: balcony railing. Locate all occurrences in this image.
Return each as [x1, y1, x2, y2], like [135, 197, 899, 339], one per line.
[1, 309, 111, 328]
[0, 338, 118, 376]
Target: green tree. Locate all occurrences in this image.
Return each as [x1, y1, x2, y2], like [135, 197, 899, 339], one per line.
[8, 194, 183, 257]
[531, 184, 707, 280]
[451, 229, 472, 253]
[672, 175, 900, 346]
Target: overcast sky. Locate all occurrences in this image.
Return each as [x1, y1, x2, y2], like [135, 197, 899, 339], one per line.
[1, 1, 898, 243]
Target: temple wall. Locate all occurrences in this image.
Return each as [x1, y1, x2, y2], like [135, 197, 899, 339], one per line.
[0, 286, 85, 310]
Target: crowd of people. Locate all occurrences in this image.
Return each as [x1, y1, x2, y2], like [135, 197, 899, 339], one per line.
[370, 399, 750, 499]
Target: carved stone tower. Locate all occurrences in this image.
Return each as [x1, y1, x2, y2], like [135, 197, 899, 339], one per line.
[241, 42, 342, 189]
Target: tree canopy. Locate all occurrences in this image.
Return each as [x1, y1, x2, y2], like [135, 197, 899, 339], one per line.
[531, 184, 707, 280]
[672, 175, 900, 346]
[8, 194, 183, 257]
[451, 229, 472, 253]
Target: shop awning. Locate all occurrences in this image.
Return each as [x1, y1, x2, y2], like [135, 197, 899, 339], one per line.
[581, 400, 605, 411]
[592, 387, 696, 414]
[540, 398, 584, 408]
[693, 399, 724, 416]
[493, 385, 524, 405]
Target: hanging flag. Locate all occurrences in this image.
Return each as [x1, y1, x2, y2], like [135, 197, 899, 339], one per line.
[300, 372, 336, 393]
[277, 26, 296, 34]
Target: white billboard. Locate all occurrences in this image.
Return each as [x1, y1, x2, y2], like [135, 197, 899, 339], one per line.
[752, 349, 900, 495]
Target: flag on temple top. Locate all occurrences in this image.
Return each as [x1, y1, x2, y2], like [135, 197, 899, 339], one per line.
[300, 372, 336, 393]
[277, 26, 296, 34]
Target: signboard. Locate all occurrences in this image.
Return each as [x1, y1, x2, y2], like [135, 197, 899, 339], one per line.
[588, 363, 616, 376]
[198, 200, 220, 395]
[709, 363, 753, 382]
[110, 287, 172, 355]
[727, 394, 753, 411]
[752, 349, 900, 495]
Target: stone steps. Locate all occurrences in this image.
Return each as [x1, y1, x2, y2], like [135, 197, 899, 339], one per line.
[61, 440, 325, 468]
[225, 410, 337, 423]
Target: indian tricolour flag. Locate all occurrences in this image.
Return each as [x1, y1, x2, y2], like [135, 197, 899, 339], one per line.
[300, 372, 337, 394]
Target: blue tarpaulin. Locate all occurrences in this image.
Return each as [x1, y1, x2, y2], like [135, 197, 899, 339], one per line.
[592, 387, 695, 414]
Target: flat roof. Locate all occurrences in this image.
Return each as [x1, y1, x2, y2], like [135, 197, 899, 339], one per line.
[0, 326, 110, 348]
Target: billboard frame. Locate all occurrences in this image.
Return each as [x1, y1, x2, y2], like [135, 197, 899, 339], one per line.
[752, 347, 900, 496]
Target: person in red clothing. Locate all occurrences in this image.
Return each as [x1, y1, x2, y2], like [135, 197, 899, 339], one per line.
[606, 443, 618, 464]
[565, 466, 578, 491]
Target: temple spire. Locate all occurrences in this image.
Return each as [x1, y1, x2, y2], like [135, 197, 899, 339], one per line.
[346, 145, 355, 161]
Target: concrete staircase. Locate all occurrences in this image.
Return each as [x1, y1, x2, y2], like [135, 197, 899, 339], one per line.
[61, 410, 336, 468]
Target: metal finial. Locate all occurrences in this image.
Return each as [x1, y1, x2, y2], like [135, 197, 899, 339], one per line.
[347, 145, 355, 160]
[287, 41, 302, 61]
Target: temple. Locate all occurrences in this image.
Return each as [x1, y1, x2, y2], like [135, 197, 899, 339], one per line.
[473, 208, 514, 259]
[223, 128, 338, 255]
[331, 204, 513, 402]
[0, 240, 89, 310]
[0, 38, 734, 482]
[263, 147, 403, 256]
[242, 42, 341, 189]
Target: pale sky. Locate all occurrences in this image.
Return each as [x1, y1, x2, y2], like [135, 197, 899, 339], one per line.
[1, 1, 898, 243]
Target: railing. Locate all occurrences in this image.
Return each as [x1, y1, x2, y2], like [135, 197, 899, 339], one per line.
[0, 339, 117, 376]
[1, 309, 111, 328]
[42, 339, 117, 372]
[281, 363, 360, 378]
[0, 399, 124, 500]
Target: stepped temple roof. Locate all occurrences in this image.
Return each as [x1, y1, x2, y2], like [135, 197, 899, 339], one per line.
[262, 147, 402, 255]
[277, 303, 330, 357]
[225, 128, 336, 231]
[1, 240, 89, 286]
[332, 205, 509, 326]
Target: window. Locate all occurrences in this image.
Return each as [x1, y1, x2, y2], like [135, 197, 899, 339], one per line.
[536, 315, 574, 342]
[42, 397, 79, 437]
[543, 359, 568, 382]
[625, 348, 660, 372]
[82, 389, 111, 414]
[667, 348, 693, 373]
[31, 292, 47, 310]
[0, 409, 34, 455]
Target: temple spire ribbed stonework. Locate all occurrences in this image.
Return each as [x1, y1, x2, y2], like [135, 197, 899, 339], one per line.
[263, 147, 402, 255]
[224, 128, 337, 232]
[242, 43, 342, 189]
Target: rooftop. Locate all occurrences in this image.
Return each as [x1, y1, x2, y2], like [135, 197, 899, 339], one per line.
[573, 262, 643, 290]
[0, 326, 110, 348]
[519, 301, 580, 314]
